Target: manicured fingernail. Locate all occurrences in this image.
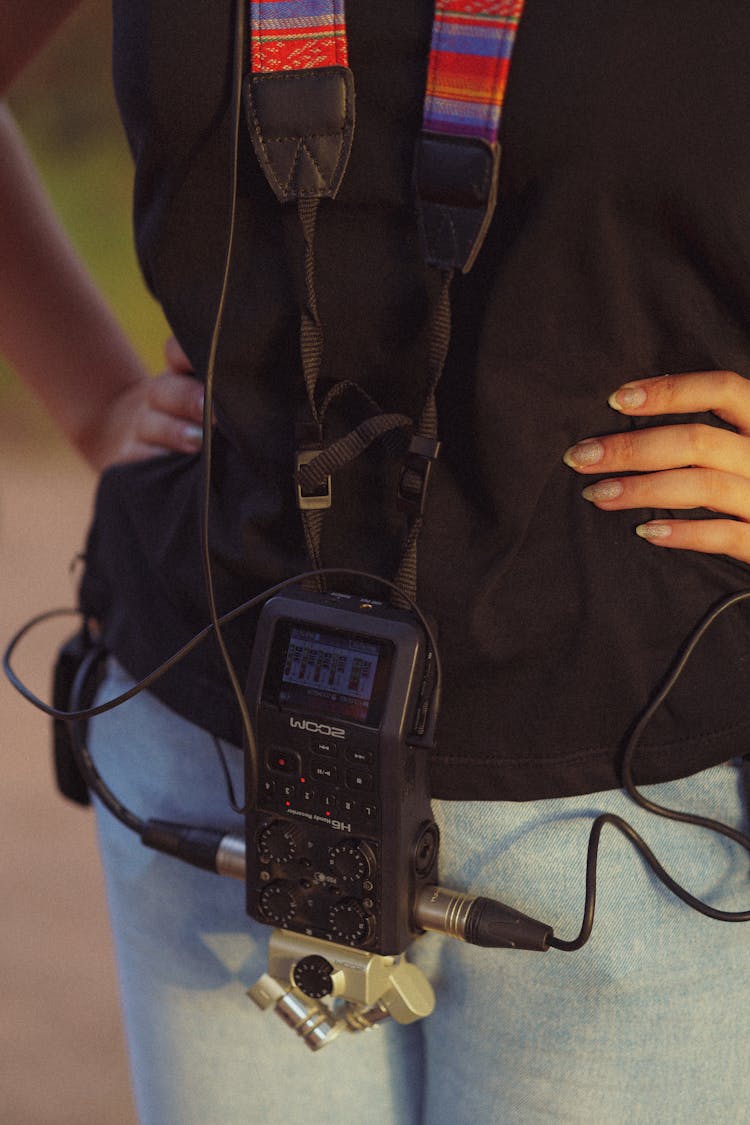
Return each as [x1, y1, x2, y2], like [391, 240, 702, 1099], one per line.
[184, 423, 204, 448]
[609, 385, 647, 411]
[636, 521, 672, 540]
[563, 439, 604, 468]
[581, 479, 623, 502]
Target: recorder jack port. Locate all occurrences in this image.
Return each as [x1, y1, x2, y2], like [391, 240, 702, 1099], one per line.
[328, 841, 375, 885]
[328, 898, 374, 946]
[413, 822, 439, 878]
[258, 880, 299, 927]
[258, 820, 304, 864]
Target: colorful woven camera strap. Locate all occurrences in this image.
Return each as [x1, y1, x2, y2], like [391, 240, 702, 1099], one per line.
[249, 0, 522, 139]
[247, 0, 525, 264]
[424, 0, 525, 144]
[249, 0, 348, 72]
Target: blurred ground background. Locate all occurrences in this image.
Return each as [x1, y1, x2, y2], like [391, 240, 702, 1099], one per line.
[2, 3, 169, 1120]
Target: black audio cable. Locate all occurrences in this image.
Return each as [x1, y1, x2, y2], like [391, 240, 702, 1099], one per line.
[67, 649, 552, 950]
[3, 568, 441, 726]
[6, 575, 750, 950]
[57, 596, 550, 952]
[549, 587, 750, 951]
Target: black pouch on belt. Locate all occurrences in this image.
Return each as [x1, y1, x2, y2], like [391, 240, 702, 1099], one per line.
[51, 629, 103, 807]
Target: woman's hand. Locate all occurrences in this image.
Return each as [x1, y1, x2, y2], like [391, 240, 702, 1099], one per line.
[562, 370, 750, 564]
[82, 337, 205, 473]
[0, 106, 207, 474]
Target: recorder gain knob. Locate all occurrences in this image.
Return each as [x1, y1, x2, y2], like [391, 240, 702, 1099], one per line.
[257, 820, 303, 864]
[258, 881, 299, 926]
[328, 899, 374, 946]
[328, 841, 374, 885]
[293, 955, 335, 999]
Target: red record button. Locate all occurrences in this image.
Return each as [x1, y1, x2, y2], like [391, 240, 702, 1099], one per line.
[267, 748, 301, 774]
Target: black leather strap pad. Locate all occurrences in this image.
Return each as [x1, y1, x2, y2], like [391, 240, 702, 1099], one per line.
[244, 66, 355, 202]
[414, 133, 501, 273]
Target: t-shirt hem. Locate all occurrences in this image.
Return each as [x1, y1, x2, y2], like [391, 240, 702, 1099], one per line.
[107, 632, 749, 803]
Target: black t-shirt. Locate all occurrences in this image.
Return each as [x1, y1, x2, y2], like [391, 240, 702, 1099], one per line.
[83, 0, 750, 800]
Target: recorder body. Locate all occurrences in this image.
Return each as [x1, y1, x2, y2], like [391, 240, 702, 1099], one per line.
[244, 587, 439, 955]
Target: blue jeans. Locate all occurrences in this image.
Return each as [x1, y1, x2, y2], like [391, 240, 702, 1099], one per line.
[90, 660, 750, 1124]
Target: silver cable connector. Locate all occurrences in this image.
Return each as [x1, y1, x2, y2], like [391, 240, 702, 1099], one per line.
[215, 833, 246, 880]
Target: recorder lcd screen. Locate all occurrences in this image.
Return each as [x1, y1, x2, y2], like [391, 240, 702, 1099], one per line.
[271, 625, 393, 726]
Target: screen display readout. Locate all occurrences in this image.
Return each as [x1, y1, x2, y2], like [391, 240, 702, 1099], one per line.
[283, 628, 378, 700]
[275, 625, 393, 729]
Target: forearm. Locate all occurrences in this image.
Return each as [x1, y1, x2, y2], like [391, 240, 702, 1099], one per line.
[0, 102, 148, 459]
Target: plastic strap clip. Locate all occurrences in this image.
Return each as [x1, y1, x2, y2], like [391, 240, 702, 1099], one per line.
[295, 421, 332, 511]
[398, 435, 442, 517]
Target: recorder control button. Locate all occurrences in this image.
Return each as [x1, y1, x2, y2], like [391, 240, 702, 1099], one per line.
[317, 792, 338, 814]
[312, 737, 346, 758]
[293, 955, 335, 999]
[329, 841, 374, 884]
[328, 899, 373, 946]
[258, 881, 299, 926]
[346, 746, 373, 766]
[346, 768, 374, 793]
[267, 748, 301, 774]
[257, 820, 303, 864]
[311, 759, 339, 783]
[360, 802, 378, 825]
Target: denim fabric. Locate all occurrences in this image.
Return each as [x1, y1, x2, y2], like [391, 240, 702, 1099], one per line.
[90, 660, 750, 1125]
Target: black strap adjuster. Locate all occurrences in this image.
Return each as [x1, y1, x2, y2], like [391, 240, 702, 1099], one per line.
[295, 420, 332, 511]
[398, 435, 442, 517]
[295, 447, 333, 511]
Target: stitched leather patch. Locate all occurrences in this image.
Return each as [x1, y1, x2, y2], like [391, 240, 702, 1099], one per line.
[244, 67, 355, 202]
[414, 133, 501, 273]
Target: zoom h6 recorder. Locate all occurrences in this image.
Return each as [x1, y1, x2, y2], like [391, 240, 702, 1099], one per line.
[244, 587, 439, 956]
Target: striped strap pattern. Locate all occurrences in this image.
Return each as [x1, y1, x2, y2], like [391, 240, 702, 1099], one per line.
[423, 0, 526, 143]
[250, 0, 348, 72]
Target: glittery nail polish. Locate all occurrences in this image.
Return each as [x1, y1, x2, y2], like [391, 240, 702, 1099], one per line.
[609, 386, 647, 410]
[636, 522, 672, 540]
[581, 480, 623, 501]
[563, 439, 604, 468]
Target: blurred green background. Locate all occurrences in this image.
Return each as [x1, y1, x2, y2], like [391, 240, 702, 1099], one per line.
[3, 0, 168, 443]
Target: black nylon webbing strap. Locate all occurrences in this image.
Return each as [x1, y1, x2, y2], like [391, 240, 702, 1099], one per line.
[244, 66, 356, 579]
[393, 269, 453, 603]
[242, 52, 448, 592]
[296, 413, 413, 495]
[297, 195, 324, 423]
[241, 13, 509, 603]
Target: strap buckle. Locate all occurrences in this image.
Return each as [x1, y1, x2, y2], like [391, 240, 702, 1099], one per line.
[295, 449, 332, 511]
[295, 421, 332, 511]
[398, 435, 441, 517]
